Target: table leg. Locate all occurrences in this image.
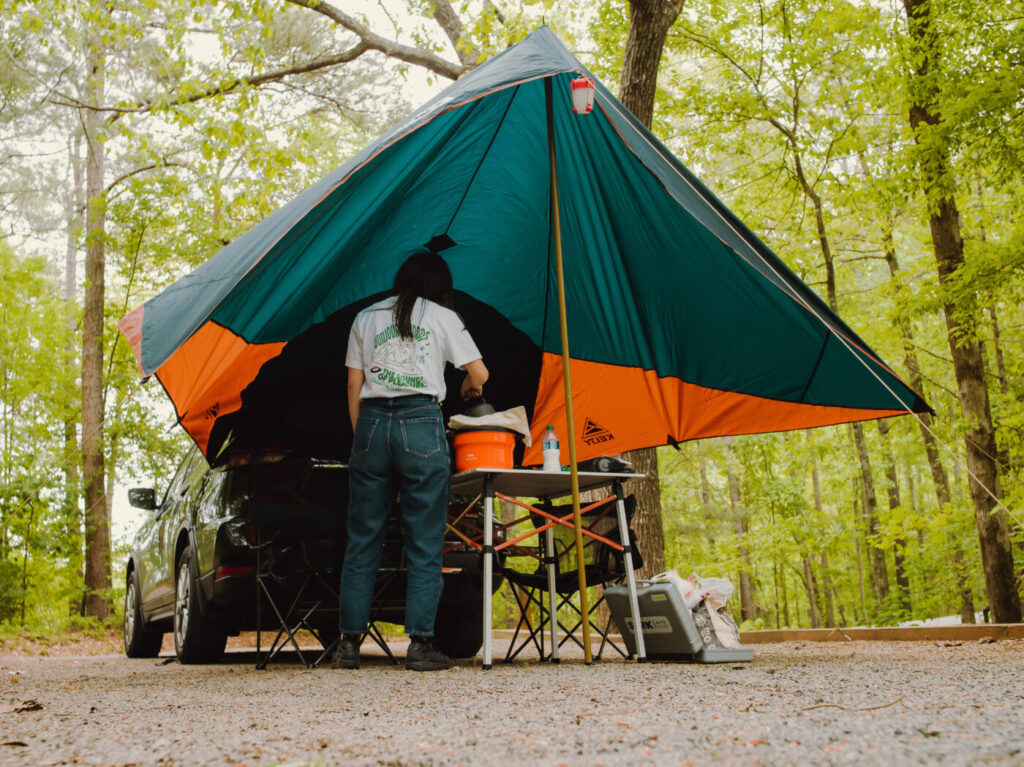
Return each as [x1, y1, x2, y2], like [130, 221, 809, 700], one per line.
[544, 526, 559, 663]
[482, 477, 494, 670]
[614, 481, 647, 662]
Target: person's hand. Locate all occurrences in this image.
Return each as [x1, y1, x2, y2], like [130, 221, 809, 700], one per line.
[461, 375, 483, 401]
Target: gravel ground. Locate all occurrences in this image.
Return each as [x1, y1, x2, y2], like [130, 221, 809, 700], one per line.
[0, 637, 1022, 767]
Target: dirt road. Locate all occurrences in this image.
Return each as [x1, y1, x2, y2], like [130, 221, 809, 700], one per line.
[0, 638, 1021, 766]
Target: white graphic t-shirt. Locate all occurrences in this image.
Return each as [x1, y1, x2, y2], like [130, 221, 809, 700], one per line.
[346, 297, 481, 401]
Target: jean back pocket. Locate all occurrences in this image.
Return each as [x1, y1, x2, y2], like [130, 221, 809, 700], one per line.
[400, 415, 442, 458]
[351, 415, 380, 457]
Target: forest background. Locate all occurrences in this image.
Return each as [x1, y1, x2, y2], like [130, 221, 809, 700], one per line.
[0, 0, 1021, 636]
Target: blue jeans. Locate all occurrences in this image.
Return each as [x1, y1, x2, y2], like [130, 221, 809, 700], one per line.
[339, 395, 450, 637]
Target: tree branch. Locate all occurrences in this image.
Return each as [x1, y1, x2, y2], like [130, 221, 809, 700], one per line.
[158, 43, 373, 107]
[103, 159, 185, 197]
[432, 0, 480, 69]
[285, 0, 466, 80]
[483, 1, 507, 25]
[49, 3, 467, 122]
[52, 43, 372, 118]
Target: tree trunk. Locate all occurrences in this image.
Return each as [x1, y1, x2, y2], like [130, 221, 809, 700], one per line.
[698, 450, 715, 551]
[819, 551, 836, 628]
[808, 435, 836, 627]
[619, 448, 664, 579]
[779, 560, 790, 627]
[615, 0, 685, 578]
[772, 561, 781, 628]
[81, 42, 111, 620]
[802, 555, 821, 628]
[851, 424, 889, 605]
[619, 0, 685, 128]
[882, 233, 974, 621]
[65, 134, 83, 615]
[19, 506, 35, 626]
[987, 303, 1009, 396]
[724, 438, 754, 621]
[902, 0, 1020, 623]
[877, 421, 912, 614]
[908, 467, 925, 547]
[853, 477, 866, 621]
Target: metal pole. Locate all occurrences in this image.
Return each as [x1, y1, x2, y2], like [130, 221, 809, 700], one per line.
[546, 76, 592, 663]
[482, 476, 494, 670]
[614, 480, 647, 661]
[545, 526, 560, 662]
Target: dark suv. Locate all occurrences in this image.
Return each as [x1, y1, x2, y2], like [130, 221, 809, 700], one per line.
[123, 445, 491, 663]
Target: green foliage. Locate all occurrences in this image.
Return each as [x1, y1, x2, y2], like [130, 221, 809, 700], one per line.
[632, 0, 1023, 626]
[0, 242, 80, 626]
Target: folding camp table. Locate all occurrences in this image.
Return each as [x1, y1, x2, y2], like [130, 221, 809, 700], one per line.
[449, 468, 648, 669]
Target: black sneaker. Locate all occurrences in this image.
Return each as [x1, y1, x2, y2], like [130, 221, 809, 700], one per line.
[331, 635, 360, 670]
[405, 636, 451, 671]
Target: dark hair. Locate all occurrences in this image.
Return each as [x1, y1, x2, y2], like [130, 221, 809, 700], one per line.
[393, 251, 455, 340]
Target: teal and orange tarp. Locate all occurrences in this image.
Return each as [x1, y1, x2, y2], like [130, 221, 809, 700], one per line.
[120, 28, 928, 463]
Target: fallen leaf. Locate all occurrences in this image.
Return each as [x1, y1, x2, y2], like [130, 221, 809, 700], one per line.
[0, 700, 42, 714]
[1, 740, 27, 747]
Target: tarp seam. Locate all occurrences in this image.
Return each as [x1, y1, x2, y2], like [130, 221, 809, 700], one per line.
[799, 331, 832, 403]
[444, 85, 520, 235]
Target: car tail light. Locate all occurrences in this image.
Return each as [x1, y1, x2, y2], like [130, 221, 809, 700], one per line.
[214, 565, 255, 580]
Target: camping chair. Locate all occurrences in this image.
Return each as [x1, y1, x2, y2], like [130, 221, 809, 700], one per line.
[252, 501, 398, 669]
[252, 495, 351, 669]
[502, 495, 642, 662]
[253, 506, 340, 669]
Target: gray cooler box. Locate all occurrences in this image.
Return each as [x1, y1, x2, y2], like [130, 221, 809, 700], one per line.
[605, 581, 753, 663]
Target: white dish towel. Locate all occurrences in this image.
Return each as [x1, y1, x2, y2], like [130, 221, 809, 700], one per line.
[448, 406, 533, 447]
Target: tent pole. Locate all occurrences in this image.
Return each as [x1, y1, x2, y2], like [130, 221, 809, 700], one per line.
[545, 76, 592, 664]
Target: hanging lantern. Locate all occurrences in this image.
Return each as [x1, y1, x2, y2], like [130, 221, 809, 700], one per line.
[571, 75, 595, 115]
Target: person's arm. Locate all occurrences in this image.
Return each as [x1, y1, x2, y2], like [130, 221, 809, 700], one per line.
[347, 367, 365, 430]
[460, 358, 489, 400]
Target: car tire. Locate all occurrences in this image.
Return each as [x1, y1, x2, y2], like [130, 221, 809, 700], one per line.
[173, 548, 227, 664]
[123, 570, 164, 658]
[434, 603, 484, 659]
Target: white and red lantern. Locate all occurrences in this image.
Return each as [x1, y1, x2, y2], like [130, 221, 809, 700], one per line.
[571, 75, 595, 115]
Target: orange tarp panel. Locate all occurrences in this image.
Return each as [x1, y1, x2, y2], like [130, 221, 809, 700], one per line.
[524, 353, 905, 465]
[155, 322, 286, 454]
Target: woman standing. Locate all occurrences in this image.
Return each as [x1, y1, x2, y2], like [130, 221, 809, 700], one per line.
[335, 252, 488, 671]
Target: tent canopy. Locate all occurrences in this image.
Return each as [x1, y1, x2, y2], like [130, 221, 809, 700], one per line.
[120, 27, 928, 464]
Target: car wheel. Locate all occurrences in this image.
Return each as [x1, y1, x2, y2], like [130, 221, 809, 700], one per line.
[173, 548, 227, 664]
[123, 570, 163, 658]
[434, 603, 484, 659]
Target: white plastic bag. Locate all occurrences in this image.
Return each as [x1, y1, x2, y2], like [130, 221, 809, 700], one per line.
[696, 574, 735, 605]
[650, 569, 701, 610]
[693, 573, 741, 648]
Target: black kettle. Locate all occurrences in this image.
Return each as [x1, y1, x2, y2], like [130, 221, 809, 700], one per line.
[461, 397, 496, 418]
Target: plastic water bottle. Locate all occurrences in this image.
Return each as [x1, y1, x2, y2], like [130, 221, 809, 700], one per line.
[542, 425, 561, 472]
